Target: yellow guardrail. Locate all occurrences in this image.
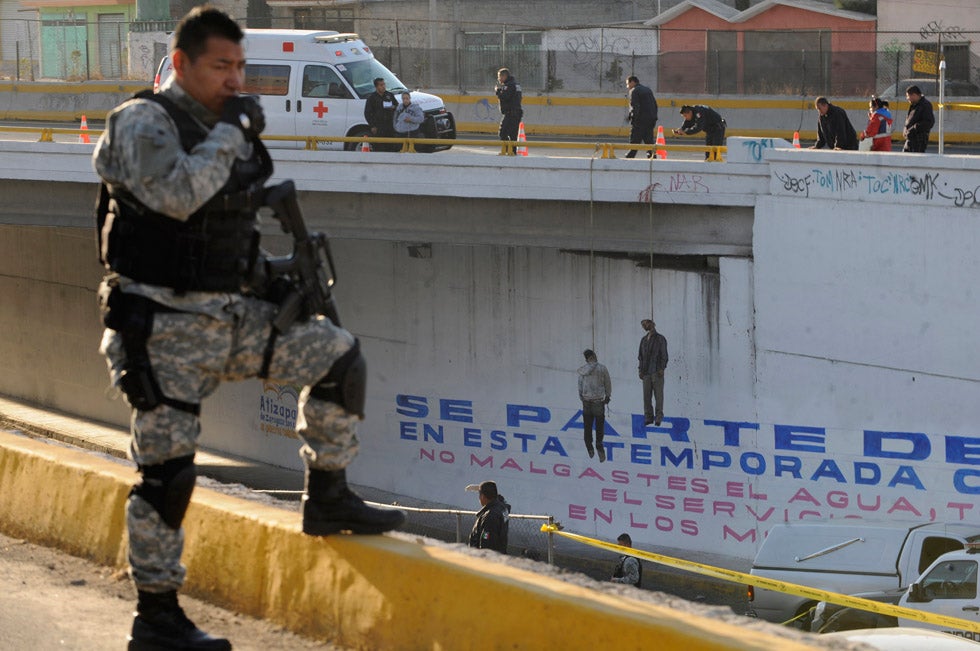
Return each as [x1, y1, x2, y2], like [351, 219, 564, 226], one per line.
[0, 125, 102, 142]
[539, 522, 980, 635]
[281, 134, 727, 160]
[0, 126, 727, 160]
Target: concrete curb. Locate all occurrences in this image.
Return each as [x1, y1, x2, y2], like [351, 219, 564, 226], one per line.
[0, 429, 825, 649]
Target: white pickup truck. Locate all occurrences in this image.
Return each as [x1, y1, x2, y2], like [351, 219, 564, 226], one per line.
[896, 546, 980, 641]
[814, 545, 980, 641]
[747, 522, 980, 627]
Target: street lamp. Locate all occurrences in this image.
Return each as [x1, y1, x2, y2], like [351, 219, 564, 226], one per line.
[938, 58, 946, 155]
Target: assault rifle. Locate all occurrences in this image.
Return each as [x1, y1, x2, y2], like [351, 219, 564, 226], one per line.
[259, 180, 342, 332]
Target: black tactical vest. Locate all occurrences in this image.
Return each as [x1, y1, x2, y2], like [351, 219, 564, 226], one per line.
[613, 554, 643, 588]
[96, 90, 272, 292]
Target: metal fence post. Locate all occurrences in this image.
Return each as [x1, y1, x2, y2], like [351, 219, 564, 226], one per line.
[547, 516, 555, 565]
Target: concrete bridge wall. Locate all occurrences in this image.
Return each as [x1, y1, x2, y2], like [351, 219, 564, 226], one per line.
[1, 140, 978, 563]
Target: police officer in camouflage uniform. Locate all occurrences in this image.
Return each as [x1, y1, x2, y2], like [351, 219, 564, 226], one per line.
[93, 8, 404, 650]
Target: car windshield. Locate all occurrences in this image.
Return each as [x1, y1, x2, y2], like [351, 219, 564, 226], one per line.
[336, 59, 409, 99]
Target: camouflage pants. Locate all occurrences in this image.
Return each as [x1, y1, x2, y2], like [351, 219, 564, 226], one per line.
[100, 292, 359, 591]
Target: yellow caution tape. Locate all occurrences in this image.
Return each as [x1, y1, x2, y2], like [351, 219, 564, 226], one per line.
[781, 606, 816, 627]
[540, 523, 980, 634]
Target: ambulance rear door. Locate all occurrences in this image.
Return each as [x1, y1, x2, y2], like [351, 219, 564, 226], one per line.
[294, 63, 351, 151]
[244, 60, 299, 147]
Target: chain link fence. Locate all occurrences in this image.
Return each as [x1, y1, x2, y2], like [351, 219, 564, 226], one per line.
[1, 15, 976, 99]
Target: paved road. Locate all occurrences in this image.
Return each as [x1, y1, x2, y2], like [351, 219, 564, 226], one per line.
[0, 531, 333, 650]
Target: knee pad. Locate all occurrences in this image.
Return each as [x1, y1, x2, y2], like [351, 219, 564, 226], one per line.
[310, 339, 367, 418]
[131, 455, 196, 530]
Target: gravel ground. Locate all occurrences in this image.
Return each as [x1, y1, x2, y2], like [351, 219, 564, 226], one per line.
[0, 530, 334, 650]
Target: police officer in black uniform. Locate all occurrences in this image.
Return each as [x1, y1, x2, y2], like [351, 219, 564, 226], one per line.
[495, 67, 523, 149]
[674, 104, 727, 160]
[625, 75, 658, 159]
[363, 77, 398, 151]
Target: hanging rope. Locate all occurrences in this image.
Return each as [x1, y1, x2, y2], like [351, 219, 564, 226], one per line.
[648, 152, 656, 315]
[588, 153, 597, 350]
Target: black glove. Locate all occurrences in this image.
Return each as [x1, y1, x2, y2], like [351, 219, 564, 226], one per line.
[221, 94, 265, 140]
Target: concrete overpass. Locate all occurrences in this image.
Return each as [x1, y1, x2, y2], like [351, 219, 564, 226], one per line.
[0, 137, 767, 432]
[2, 137, 979, 647]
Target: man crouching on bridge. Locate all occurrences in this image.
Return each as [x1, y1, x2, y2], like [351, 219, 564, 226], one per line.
[92, 7, 404, 649]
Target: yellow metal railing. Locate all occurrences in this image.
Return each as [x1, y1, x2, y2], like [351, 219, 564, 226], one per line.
[0, 126, 728, 160]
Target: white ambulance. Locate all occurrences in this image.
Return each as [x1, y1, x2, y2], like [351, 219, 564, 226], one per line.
[154, 29, 456, 151]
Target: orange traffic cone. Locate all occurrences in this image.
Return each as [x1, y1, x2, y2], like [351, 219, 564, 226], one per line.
[360, 139, 370, 153]
[655, 124, 667, 159]
[792, 131, 801, 149]
[517, 121, 528, 156]
[79, 115, 90, 144]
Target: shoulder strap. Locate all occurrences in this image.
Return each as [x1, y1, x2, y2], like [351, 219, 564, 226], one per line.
[135, 89, 208, 153]
[95, 182, 111, 265]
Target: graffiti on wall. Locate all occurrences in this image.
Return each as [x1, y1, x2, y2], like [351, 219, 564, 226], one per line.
[773, 165, 980, 209]
[638, 174, 711, 202]
[919, 20, 967, 42]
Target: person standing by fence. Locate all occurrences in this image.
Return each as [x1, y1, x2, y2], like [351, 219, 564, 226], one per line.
[467, 481, 510, 553]
[903, 85, 935, 153]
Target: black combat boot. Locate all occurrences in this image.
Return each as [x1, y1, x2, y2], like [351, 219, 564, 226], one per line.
[302, 468, 406, 536]
[128, 590, 231, 651]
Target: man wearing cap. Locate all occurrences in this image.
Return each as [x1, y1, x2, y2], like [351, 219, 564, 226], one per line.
[468, 481, 511, 553]
[673, 104, 726, 160]
[638, 319, 668, 426]
[578, 349, 612, 462]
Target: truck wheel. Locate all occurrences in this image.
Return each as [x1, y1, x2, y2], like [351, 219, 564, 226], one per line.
[415, 117, 437, 153]
[346, 127, 372, 152]
[792, 603, 815, 631]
